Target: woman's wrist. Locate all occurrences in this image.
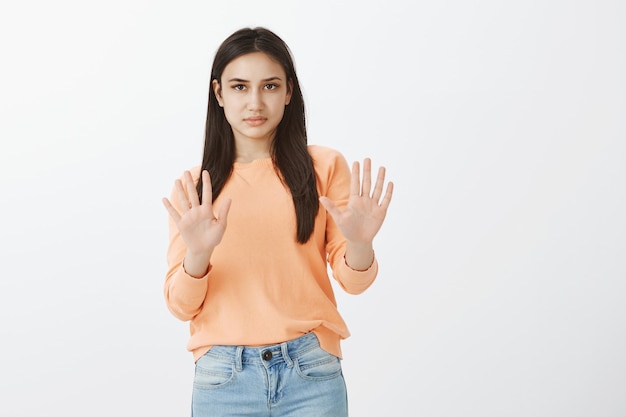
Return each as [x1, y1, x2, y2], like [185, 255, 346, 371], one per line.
[344, 241, 375, 271]
[182, 250, 213, 278]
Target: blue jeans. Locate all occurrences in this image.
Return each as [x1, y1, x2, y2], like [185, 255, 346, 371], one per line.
[191, 332, 348, 416]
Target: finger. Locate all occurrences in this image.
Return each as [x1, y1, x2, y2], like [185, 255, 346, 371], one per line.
[216, 198, 232, 224]
[371, 166, 386, 202]
[319, 196, 342, 220]
[361, 158, 372, 197]
[350, 161, 360, 197]
[201, 170, 212, 206]
[174, 179, 190, 213]
[379, 181, 394, 210]
[185, 171, 201, 207]
[162, 197, 182, 223]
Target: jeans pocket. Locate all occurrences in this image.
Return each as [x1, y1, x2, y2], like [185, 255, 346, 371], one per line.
[295, 346, 343, 381]
[193, 352, 235, 389]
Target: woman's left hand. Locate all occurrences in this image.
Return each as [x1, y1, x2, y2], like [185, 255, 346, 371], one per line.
[320, 158, 394, 244]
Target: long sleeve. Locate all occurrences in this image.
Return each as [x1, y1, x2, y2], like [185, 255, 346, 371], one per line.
[163, 167, 209, 321]
[313, 146, 379, 294]
[163, 146, 379, 361]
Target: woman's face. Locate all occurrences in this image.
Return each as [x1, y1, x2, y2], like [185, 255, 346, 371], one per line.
[213, 52, 292, 147]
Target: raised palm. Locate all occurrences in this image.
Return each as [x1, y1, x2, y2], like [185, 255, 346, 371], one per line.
[162, 170, 231, 255]
[319, 158, 393, 244]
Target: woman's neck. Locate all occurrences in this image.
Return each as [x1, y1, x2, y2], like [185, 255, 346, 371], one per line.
[234, 137, 272, 163]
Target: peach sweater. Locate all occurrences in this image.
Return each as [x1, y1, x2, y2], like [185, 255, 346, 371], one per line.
[164, 145, 378, 362]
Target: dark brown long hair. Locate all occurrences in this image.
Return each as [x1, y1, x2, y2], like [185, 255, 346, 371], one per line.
[196, 27, 318, 243]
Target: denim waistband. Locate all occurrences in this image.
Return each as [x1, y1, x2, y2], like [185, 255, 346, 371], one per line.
[205, 332, 320, 371]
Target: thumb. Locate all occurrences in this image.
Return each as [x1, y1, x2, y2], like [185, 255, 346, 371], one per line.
[319, 196, 341, 220]
[217, 198, 232, 224]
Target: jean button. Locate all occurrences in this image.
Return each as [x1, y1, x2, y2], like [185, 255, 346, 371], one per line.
[262, 350, 272, 361]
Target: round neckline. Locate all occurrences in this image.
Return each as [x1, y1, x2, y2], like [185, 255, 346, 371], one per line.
[233, 157, 272, 169]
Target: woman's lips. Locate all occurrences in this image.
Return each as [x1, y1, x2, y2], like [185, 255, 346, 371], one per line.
[244, 117, 266, 127]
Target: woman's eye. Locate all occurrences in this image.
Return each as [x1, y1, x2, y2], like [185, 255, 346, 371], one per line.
[233, 84, 246, 91]
[265, 83, 278, 90]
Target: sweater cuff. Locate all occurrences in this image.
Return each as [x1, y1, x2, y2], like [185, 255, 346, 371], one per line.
[176, 262, 210, 292]
[337, 257, 378, 294]
[182, 260, 212, 280]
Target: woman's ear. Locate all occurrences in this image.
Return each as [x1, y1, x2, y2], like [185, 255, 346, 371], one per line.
[212, 79, 224, 107]
[285, 78, 293, 105]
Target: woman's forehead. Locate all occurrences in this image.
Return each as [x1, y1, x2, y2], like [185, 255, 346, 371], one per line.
[222, 52, 285, 81]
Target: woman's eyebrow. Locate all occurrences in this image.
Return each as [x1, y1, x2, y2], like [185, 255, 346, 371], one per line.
[227, 76, 283, 83]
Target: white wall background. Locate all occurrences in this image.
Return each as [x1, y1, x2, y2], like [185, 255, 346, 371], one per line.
[1, 0, 624, 416]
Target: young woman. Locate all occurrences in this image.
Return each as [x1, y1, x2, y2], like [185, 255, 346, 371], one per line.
[162, 27, 393, 416]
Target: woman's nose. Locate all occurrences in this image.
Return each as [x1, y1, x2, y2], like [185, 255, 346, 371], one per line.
[247, 88, 263, 110]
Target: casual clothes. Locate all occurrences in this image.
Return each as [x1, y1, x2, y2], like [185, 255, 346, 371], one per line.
[164, 145, 378, 362]
[191, 332, 348, 416]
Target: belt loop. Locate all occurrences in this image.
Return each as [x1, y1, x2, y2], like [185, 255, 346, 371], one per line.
[281, 342, 293, 368]
[235, 346, 244, 372]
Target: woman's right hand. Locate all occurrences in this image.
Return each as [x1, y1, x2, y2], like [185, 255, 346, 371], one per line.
[162, 170, 231, 276]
